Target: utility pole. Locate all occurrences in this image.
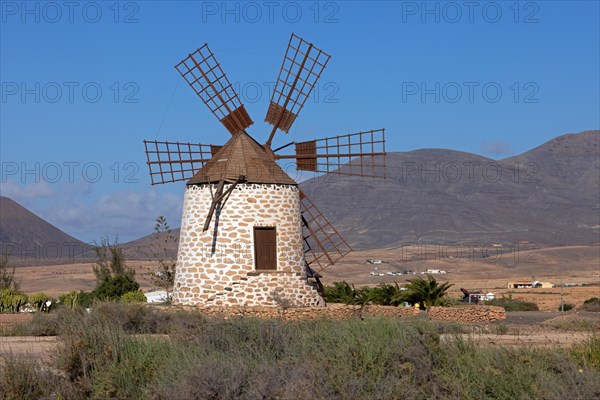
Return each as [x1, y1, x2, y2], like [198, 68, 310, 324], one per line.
[560, 277, 564, 312]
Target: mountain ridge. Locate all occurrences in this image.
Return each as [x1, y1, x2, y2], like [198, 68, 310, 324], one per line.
[0, 196, 90, 264]
[300, 130, 600, 249]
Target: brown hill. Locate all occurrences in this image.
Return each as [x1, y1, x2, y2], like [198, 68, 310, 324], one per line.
[300, 130, 600, 249]
[122, 229, 179, 260]
[0, 196, 90, 265]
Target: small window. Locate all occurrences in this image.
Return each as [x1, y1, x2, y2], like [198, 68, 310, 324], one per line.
[254, 227, 277, 270]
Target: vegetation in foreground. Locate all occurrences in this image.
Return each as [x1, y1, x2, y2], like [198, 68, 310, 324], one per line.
[1, 303, 599, 400]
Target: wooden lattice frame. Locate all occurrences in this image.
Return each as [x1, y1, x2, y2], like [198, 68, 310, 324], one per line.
[175, 44, 253, 134]
[300, 190, 351, 270]
[144, 140, 214, 185]
[265, 33, 331, 135]
[276, 129, 386, 178]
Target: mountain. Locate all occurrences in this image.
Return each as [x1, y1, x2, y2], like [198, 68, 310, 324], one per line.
[300, 130, 600, 249]
[0, 196, 90, 264]
[123, 228, 180, 260]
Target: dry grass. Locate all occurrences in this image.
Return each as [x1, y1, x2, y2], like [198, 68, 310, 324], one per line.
[1, 304, 599, 399]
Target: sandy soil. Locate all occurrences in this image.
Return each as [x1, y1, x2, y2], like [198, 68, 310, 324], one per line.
[0, 336, 58, 361]
[441, 331, 594, 347]
[13, 260, 157, 298]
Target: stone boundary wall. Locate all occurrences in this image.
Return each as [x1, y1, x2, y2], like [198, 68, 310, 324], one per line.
[189, 304, 420, 321]
[428, 306, 506, 322]
[172, 304, 506, 322]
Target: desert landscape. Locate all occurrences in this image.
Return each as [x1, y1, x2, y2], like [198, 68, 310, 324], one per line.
[9, 243, 599, 312]
[1, 4, 599, 397]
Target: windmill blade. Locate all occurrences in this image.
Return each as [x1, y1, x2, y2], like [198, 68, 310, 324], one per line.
[265, 33, 331, 147]
[276, 129, 386, 178]
[175, 44, 253, 134]
[300, 190, 351, 271]
[143, 140, 218, 185]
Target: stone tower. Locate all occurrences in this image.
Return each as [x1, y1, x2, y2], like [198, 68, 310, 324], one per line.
[172, 132, 325, 307]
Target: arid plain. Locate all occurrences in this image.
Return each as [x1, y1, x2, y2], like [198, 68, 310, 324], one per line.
[12, 244, 599, 312]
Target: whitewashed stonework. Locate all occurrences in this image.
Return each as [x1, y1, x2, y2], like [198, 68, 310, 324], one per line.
[173, 183, 325, 307]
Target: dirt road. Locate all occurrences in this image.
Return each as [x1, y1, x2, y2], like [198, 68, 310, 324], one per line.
[0, 336, 58, 361]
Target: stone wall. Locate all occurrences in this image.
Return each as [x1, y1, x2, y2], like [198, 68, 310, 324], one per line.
[428, 306, 506, 322]
[190, 304, 421, 321]
[173, 183, 324, 307]
[173, 304, 505, 323]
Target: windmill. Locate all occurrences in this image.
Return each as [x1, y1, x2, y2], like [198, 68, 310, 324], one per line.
[143, 33, 386, 307]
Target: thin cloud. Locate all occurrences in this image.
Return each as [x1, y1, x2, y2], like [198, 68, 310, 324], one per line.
[51, 190, 183, 242]
[1, 181, 54, 201]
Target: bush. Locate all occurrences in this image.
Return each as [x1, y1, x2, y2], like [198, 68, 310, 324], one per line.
[572, 336, 600, 371]
[93, 275, 140, 301]
[323, 281, 357, 304]
[4, 304, 600, 399]
[91, 237, 141, 301]
[0, 357, 55, 400]
[323, 281, 410, 306]
[121, 291, 147, 303]
[0, 254, 18, 290]
[28, 293, 49, 312]
[403, 274, 453, 309]
[560, 303, 575, 311]
[486, 296, 539, 311]
[59, 290, 94, 309]
[0, 288, 28, 313]
[581, 297, 600, 312]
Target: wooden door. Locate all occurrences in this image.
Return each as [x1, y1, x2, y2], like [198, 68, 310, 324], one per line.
[254, 227, 277, 270]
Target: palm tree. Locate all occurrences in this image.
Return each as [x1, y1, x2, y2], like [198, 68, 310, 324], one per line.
[323, 281, 358, 305]
[404, 274, 453, 309]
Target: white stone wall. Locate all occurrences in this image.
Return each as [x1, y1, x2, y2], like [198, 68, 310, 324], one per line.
[173, 183, 325, 307]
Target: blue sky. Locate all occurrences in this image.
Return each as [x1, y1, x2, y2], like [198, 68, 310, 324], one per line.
[1, 1, 599, 243]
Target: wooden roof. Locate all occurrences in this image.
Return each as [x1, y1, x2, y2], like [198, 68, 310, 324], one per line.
[187, 132, 297, 185]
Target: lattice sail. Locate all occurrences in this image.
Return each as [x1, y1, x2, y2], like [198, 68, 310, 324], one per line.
[143, 140, 215, 185]
[300, 191, 351, 270]
[276, 129, 386, 178]
[175, 44, 253, 134]
[265, 33, 331, 133]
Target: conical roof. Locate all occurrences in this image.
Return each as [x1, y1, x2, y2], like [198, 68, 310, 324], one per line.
[187, 132, 296, 185]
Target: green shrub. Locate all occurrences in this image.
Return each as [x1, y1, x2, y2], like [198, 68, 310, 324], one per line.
[493, 323, 510, 335]
[572, 336, 600, 370]
[581, 297, 600, 312]
[93, 275, 140, 301]
[59, 290, 94, 309]
[560, 303, 575, 311]
[486, 295, 539, 311]
[0, 253, 17, 290]
[403, 274, 453, 309]
[546, 319, 600, 332]
[0, 288, 28, 313]
[121, 291, 147, 303]
[28, 293, 49, 312]
[323, 281, 358, 304]
[323, 281, 412, 306]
